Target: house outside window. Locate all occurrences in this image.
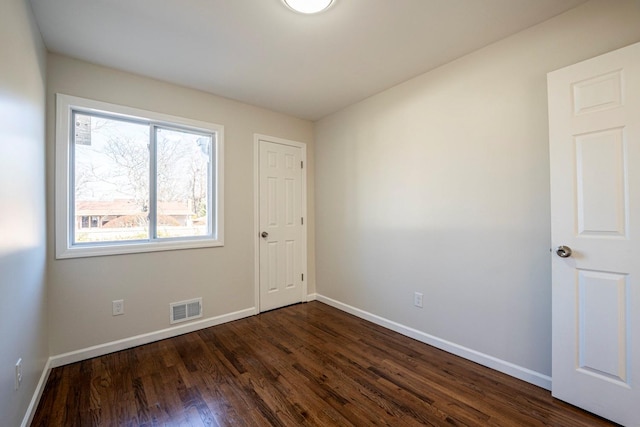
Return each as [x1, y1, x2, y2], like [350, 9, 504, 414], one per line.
[55, 94, 224, 258]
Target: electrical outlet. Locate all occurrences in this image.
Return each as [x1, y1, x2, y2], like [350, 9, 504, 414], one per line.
[112, 299, 124, 316]
[414, 292, 423, 308]
[15, 358, 23, 390]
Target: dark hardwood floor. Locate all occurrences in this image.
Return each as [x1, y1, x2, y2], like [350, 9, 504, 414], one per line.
[32, 301, 615, 426]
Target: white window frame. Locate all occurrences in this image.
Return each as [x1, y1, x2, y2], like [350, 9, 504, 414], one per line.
[55, 94, 224, 259]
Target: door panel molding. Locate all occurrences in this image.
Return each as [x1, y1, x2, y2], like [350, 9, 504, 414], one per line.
[548, 41, 639, 426]
[254, 134, 307, 312]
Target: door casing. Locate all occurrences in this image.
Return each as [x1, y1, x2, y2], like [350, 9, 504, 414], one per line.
[254, 134, 308, 313]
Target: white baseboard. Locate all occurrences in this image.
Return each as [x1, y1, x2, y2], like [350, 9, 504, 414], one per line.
[49, 307, 257, 368]
[23, 307, 257, 424]
[21, 357, 52, 427]
[316, 294, 552, 391]
[24, 296, 551, 425]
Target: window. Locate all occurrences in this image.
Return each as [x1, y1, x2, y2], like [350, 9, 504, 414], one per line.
[55, 94, 224, 258]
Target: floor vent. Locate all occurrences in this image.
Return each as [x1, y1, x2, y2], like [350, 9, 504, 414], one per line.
[170, 298, 202, 324]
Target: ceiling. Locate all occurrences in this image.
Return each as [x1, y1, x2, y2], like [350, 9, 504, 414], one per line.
[29, 0, 587, 121]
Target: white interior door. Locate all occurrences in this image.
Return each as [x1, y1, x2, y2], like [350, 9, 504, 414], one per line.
[548, 42, 640, 426]
[258, 137, 306, 312]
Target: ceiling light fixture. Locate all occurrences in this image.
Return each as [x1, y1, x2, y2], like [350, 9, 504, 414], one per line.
[283, 0, 334, 14]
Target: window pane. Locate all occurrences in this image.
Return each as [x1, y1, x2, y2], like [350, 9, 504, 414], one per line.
[73, 113, 150, 243]
[155, 127, 211, 239]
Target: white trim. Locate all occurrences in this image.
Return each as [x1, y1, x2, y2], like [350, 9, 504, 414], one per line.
[21, 307, 256, 423]
[253, 138, 261, 312]
[55, 93, 225, 259]
[21, 296, 548, 424]
[49, 307, 256, 368]
[316, 294, 552, 390]
[20, 358, 52, 427]
[254, 134, 308, 313]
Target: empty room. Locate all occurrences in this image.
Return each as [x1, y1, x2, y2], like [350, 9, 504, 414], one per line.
[1, 0, 640, 425]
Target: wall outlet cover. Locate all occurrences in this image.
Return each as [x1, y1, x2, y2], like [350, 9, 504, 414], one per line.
[112, 299, 124, 316]
[414, 292, 423, 308]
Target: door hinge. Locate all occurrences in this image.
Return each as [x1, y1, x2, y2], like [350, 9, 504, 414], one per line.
[301, 217, 304, 225]
[301, 273, 304, 281]
[301, 161, 304, 169]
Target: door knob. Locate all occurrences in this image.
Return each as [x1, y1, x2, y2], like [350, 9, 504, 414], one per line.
[556, 245, 572, 258]
[261, 231, 269, 238]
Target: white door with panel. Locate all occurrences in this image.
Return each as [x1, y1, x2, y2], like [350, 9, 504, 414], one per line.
[548, 42, 640, 426]
[258, 138, 305, 312]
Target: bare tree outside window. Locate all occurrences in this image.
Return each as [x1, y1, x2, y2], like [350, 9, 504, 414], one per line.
[55, 94, 223, 259]
[156, 127, 211, 238]
[73, 113, 213, 243]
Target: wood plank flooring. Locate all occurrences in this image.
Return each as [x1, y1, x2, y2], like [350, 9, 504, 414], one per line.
[32, 301, 616, 426]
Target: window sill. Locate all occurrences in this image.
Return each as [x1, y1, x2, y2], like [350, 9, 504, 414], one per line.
[55, 238, 224, 259]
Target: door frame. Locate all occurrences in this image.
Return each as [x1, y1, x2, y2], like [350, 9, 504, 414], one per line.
[253, 134, 307, 313]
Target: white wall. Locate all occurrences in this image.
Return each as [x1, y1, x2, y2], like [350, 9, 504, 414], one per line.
[0, 0, 48, 425]
[315, 0, 640, 380]
[46, 55, 315, 356]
